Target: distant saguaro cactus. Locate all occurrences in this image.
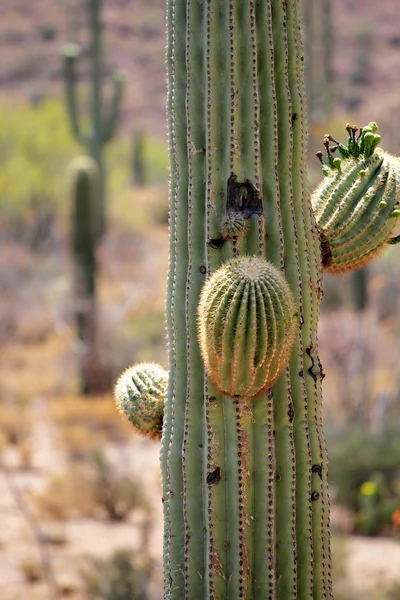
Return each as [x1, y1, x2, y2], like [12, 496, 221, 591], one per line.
[62, 0, 125, 237]
[68, 156, 101, 395]
[313, 122, 400, 272]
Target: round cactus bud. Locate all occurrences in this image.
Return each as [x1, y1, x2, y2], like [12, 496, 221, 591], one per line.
[312, 123, 400, 273]
[114, 363, 167, 439]
[220, 211, 249, 240]
[197, 256, 297, 398]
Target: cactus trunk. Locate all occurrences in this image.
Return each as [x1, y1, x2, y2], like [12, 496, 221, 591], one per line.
[68, 156, 102, 395]
[161, 0, 332, 598]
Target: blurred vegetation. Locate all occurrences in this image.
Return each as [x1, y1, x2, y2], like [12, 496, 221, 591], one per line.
[0, 98, 168, 245]
[82, 549, 152, 600]
[329, 422, 400, 535]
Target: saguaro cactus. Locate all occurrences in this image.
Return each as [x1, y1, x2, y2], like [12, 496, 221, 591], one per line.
[161, 0, 331, 598]
[68, 156, 101, 395]
[63, 0, 125, 237]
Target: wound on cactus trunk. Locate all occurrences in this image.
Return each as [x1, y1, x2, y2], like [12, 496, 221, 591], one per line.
[313, 122, 400, 272]
[114, 363, 167, 439]
[198, 256, 297, 397]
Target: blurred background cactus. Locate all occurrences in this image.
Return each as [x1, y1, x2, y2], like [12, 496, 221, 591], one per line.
[62, 0, 125, 238]
[68, 155, 103, 394]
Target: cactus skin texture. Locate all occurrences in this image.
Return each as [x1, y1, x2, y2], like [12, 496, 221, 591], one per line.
[114, 363, 168, 440]
[313, 123, 400, 272]
[68, 156, 100, 395]
[161, 0, 332, 599]
[197, 257, 297, 398]
[62, 0, 125, 237]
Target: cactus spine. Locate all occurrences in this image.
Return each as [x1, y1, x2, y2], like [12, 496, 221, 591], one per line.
[68, 156, 100, 395]
[161, 0, 331, 598]
[63, 0, 125, 237]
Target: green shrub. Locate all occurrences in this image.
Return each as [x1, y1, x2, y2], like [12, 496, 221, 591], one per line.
[83, 549, 151, 600]
[328, 423, 400, 534]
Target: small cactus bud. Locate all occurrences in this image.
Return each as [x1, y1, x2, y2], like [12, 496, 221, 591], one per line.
[333, 157, 342, 171]
[197, 256, 297, 397]
[220, 211, 249, 240]
[114, 363, 168, 439]
[312, 122, 400, 272]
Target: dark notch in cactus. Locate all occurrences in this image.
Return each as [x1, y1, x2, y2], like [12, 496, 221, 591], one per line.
[114, 363, 168, 440]
[160, 0, 332, 598]
[68, 156, 101, 395]
[197, 256, 297, 398]
[313, 122, 400, 272]
[62, 0, 125, 238]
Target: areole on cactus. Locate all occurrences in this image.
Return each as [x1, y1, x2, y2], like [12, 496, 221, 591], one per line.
[312, 122, 400, 272]
[197, 256, 297, 398]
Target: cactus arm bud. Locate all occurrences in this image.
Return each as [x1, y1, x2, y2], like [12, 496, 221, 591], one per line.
[197, 257, 297, 398]
[114, 363, 167, 439]
[312, 123, 400, 272]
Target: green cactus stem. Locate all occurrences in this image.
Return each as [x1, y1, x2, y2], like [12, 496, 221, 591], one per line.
[197, 256, 297, 398]
[313, 123, 400, 272]
[68, 156, 101, 395]
[114, 363, 168, 439]
[160, 0, 332, 598]
[62, 0, 125, 237]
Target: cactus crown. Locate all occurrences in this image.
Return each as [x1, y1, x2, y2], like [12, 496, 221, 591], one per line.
[197, 256, 297, 398]
[312, 122, 400, 272]
[114, 363, 167, 440]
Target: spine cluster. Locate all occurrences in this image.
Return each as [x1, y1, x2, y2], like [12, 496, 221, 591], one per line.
[62, 0, 125, 236]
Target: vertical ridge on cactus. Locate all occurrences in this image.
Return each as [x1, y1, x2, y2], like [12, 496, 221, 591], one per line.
[159, 0, 332, 598]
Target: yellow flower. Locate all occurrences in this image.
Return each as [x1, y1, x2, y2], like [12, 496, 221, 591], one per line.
[360, 481, 378, 496]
